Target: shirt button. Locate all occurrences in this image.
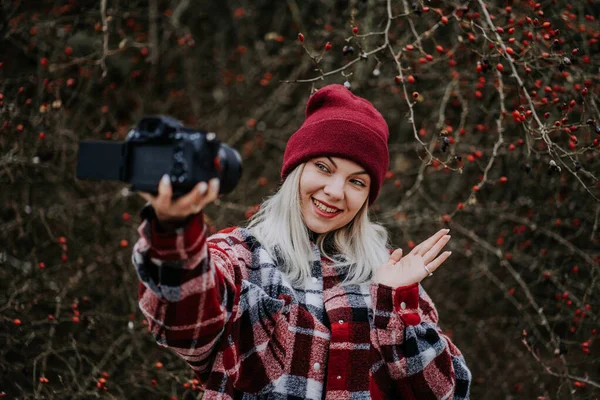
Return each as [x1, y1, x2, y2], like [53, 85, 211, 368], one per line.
[337, 375, 342, 380]
[338, 319, 344, 325]
[313, 362, 321, 371]
[400, 301, 407, 310]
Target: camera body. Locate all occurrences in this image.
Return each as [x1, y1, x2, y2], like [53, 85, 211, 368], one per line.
[76, 116, 242, 197]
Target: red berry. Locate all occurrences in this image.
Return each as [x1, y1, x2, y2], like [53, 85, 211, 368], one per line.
[40, 57, 49, 67]
[352, 27, 358, 34]
[13, 319, 21, 326]
[297, 33, 304, 42]
[441, 16, 449, 24]
[407, 75, 415, 84]
[120, 239, 129, 248]
[64, 46, 73, 56]
[411, 91, 419, 99]
[405, 44, 414, 51]
[499, 176, 508, 183]
[496, 63, 504, 72]
[324, 42, 332, 51]
[394, 75, 402, 84]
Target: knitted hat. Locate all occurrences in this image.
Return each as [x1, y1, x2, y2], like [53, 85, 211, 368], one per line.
[281, 84, 389, 205]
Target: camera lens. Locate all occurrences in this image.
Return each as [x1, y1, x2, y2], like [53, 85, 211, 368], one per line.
[217, 144, 242, 194]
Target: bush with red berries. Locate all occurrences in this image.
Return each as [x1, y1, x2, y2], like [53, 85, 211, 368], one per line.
[1, 0, 598, 398]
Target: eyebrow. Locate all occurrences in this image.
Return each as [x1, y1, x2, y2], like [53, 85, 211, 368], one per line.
[326, 157, 368, 176]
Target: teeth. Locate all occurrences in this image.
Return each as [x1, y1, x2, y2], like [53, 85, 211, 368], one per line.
[312, 198, 340, 213]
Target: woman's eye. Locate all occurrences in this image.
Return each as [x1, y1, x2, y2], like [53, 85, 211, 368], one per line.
[316, 163, 329, 172]
[351, 180, 366, 187]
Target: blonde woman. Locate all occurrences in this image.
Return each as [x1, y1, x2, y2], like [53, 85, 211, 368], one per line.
[134, 84, 472, 399]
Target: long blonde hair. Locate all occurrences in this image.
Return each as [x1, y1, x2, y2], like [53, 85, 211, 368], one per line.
[246, 163, 390, 287]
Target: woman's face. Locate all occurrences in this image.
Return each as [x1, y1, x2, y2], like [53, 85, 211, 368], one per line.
[299, 156, 371, 234]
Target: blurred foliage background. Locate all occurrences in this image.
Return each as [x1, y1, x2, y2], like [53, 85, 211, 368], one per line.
[1, 0, 599, 398]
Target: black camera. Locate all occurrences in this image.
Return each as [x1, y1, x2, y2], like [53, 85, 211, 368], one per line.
[76, 116, 242, 197]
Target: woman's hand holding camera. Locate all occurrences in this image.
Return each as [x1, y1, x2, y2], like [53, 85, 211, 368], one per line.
[374, 228, 452, 288]
[138, 174, 220, 226]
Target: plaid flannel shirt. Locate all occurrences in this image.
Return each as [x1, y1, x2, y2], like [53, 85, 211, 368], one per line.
[133, 207, 471, 399]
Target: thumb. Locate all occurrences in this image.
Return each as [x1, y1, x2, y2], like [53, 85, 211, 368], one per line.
[388, 248, 403, 264]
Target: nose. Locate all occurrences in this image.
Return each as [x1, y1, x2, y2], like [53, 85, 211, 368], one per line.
[323, 177, 344, 201]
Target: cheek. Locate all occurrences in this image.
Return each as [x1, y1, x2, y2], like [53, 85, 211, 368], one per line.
[349, 193, 368, 213]
[299, 171, 319, 195]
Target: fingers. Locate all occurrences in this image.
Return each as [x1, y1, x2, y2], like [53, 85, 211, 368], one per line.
[425, 251, 452, 274]
[388, 248, 403, 265]
[139, 175, 220, 222]
[171, 181, 207, 212]
[174, 178, 220, 214]
[423, 235, 451, 264]
[156, 174, 174, 210]
[411, 228, 450, 256]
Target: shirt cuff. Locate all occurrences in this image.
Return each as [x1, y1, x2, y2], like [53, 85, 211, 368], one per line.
[372, 282, 421, 328]
[392, 283, 421, 326]
[139, 203, 205, 258]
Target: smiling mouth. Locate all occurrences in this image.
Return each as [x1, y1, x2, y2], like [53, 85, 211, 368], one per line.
[312, 198, 342, 214]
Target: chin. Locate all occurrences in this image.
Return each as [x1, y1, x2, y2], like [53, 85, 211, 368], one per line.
[304, 216, 344, 235]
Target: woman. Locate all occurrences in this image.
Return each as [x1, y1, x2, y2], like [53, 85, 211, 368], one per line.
[134, 84, 472, 399]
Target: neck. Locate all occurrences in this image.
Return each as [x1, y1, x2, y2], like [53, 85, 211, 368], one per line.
[308, 228, 319, 243]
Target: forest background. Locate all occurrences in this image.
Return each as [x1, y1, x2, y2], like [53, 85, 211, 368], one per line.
[1, 0, 599, 398]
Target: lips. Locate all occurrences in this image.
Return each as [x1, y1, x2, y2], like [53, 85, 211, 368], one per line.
[311, 197, 342, 218]
[312, 198, 342, 211]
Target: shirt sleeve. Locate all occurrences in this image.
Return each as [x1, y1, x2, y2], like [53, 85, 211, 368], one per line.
[131, 205, 294, 392]
[369, 282, 472, 399]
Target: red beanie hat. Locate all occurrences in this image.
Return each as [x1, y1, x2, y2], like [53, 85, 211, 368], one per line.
[281, 84, 389, 205]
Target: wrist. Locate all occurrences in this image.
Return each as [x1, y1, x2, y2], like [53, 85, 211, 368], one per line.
[154, 212, 199, 233]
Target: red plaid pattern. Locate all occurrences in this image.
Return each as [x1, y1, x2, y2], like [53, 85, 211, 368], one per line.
[133, 206, 471, 399]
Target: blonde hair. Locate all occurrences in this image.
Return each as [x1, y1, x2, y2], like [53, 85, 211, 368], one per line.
[246, 163, 390, 287]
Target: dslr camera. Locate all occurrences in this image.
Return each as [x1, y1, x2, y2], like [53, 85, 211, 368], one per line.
[76, 116, 242, 197]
